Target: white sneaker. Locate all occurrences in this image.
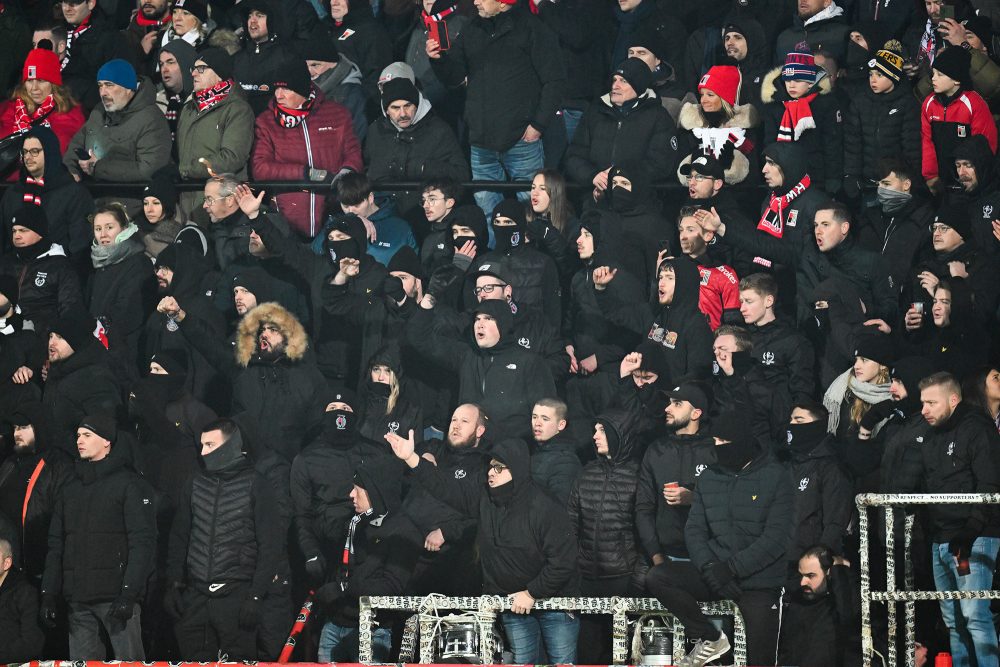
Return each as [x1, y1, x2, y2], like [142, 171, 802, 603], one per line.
[676, 633, 731, 667]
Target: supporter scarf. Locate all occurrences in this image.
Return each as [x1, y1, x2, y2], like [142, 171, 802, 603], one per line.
[338, 508, 373, 587]
[62, 16, 92, 71]
[13, 96, 55, 133]
[421, 5, 456, 29]
[194, 79, 233, 113]
[135, 13, 171, 27]
[164, 92, 184, 136]
[273, 89, 316, 128]
[756, 174, 810, 239]
[777, 93, 818, 142]
[22, 177, 44, 206]
[822, 369, 892, 436]
[918, 19, 937, 66]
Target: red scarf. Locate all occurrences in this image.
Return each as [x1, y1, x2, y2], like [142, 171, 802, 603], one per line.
[135, 13, 171, 27]
[757, 174, 811, 239]
[62, 15, 92, 70]
[273, 89, 316, 128]
[22, 177, 44, 206]
[777, 92, 818, 142]
[194, 79, 233, 113]
[13, 95, 55, 132]
[421, 5, 456, 29]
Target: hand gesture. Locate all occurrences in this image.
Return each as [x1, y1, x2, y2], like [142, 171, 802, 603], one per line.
[157, 296, 181, 317]
[11, 366, 33, 384]
[592, 168, 610, 191]
[592, 266, 617, 290]
[693, 206, 722, 233]
[948, 261, 969, 279]
[235, 184, 265, 218]
[385, 428, 417, 465]
[863, 318, 892, 334]
[424, 528, 445, 552]
[937, 17, 966, 45]
[339, 257, 361, 278]
[918, 270, 940, 297]
[620, 352, 643, 377]
[140, 30, 159, 54]
[455, 239, 477, 260]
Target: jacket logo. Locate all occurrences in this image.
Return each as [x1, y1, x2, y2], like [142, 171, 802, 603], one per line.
[958, 126, 967, 137]
[798, 477, 810, 491]
[670, 136, 678, 151]
[695, 464, 707, 476]
[888, 108, 898, 115]
[317, 126, 334, 132]
[916, 436, 923, 443]
[518, 336, 530, 348]
[835, 110, 842, 123]
[437, 243, 445, 249]
[388, 421, 400, 433]
[34, 272, 47, 287]
[506, 363, 517, 370]
[699, 268, 711, 286]
[336, 414, 347, 429]
[751, 495, 758, 500]
[455, 469, 466, 479]
[947, 441, 955, 456]
[761, 351, 775, 366]
[984, 205, 993, 219]
[510, 231, 521, 247]
[787, 210, 798, 227]
[208, 583, 226, 592]
[339, 28, 355, 40]
[143, 498, 151, 504]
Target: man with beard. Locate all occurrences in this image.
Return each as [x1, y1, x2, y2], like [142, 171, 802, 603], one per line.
[676, 205, 740, 330]
[403, 403, 488, 596]
[155, 40, 196, 145]
[949, 135, 1000, 257]
[123, 0, 172, 76]
[773, 0, 851, 65]
[778, 545, 862, 667]
[636, 381, 716, 570]
[165, 419, 283, 660]
[65, 60, 172, 182]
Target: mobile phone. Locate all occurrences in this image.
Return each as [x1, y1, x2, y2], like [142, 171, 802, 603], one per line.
[428, 19, 450, 50]
[939, 4, 955, 20]
[75, 147, 90, 160]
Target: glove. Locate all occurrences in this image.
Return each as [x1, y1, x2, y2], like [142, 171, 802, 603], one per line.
[860, 399, 896, 431]
[842, 176, 861, 201]
[427, 266, 459, 299]
[238, 594, 261, 630]
[305, 554, 327, 583]
[383, 275, 407, 303]
[704, 561, 741, 600]
[316, 581, 346, 606]
[163, 582, 186, 620]
[106, 594, 136, 633]
[39, 595, 58, 629]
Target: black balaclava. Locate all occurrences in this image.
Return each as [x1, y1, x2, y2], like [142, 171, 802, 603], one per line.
[202, 428, 246, 472]
[491, 199, 527, 253]
[323, 408, 356, 444]
[712, 412, 756, 472]
[786, 419, 827, 454]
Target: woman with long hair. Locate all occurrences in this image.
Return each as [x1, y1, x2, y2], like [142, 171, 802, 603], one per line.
[136, 171, 208, 259]
[962, 366, 1000, 433]
[357, 345, 423, 445]
[526, 169, 578, 280]
[822, 334, 893, 440]
[0, 49, 85, 174]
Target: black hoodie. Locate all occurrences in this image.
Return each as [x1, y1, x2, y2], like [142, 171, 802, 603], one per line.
[950, 135, 1000, 256]
[357, 344, 424, 445]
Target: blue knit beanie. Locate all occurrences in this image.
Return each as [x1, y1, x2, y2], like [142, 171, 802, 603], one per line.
[97, 59, 138, 90]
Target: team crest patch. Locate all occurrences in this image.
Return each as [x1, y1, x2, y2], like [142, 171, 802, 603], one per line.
[455, 469, 466, 479]
[388, 421, 400, 433]
[34, 272, 47, 287]
[510, 231, 521, 247]
[336, 414, 347, 430]
[761, 351, 775, 365]
[958, 126, 967, 137]
[699, 268, 711, 286]
[984, 205, 993, 219]
[662, 330, 678, 349]
[339, 28, 355, 40]
[786, 210, 798, 227]
[798, 477, 810, 491]
[517, 336, 530, 348]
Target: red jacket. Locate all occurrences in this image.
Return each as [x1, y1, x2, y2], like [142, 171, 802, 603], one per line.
[920, 89, 997, 182]
[0, 102, 86, 181]
[251, 90, 363, 238]
[697, 262, 740, 331]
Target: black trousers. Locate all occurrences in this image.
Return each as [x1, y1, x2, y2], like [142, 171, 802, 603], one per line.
[645, 560, 782, 666]
[578, 575, 633, 664]
[174, 583, 257, 661]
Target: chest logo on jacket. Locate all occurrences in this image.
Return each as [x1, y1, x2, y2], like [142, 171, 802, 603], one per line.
[947, 441, 955, 456]
[761, 351, 776, 366]
[984, 205, 993, 219]
[388, 421, 400, 433]
[518, 337, 530, 349]
[798, 477, 810, 492]
[34, 272, 47, 287]
[455, 469, 466, 479]
[695, 464, 707, 477]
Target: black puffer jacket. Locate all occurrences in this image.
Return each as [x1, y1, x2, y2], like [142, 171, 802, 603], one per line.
[567, 408, 642, 579]
[325, 0, 393, 114]
[0, 569, 44, 662]
[470, 245, 561, 328]
[797, 235, 897, 326]
[41, 439, 156, 603]
[856, 195, 934, 295]
[843, 79, 921, 184]
[402, 439, 484, 545]
[686, 454, 793, 590]
[42, 342, 122, 453]
[787, 437, 853, 558]
[565, 90, 678, 187]
[0, 241, 84, 333]
[748, 318, 816, 413]
[531, 431, 583, 506]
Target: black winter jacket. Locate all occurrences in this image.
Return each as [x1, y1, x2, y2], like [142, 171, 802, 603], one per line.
[402, 440, 483, 546]
[796, 236, 897, 326]
[749, 318, 816, 413]
[42, 442, 156, 604]
[531, 431, 583, 506]
[365, 109, 469, 193]
[950, 136, 1000, 257]
[42, 342, 121, 453]
[0, 243, 84, 333]
[856, 197, 934, 296]
[686, 455, 793, 590]
[568, 408, 642, 579]
[0, 570, 45, 662]
[469, 245, 561, 328]
[788, 439, 853, 558]
[843, 80, 921, 184]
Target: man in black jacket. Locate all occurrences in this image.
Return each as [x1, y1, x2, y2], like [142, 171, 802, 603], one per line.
[41, 415, 156, 660]
[899, 372, 1000, 667]
[0, 537, 45, 663]
[530, 398, 582, 504]
[389, 433, 580, 664]
[428, 0, 566, 215]
[166, 419, 283, 660]
[59, 0, 124, 110]
[646, 413, 792, 667]
[951, 134, 1000, 257]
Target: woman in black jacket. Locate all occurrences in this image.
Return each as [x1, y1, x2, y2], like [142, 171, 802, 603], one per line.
[87, 203, 156, 383]
[357, 345, 424, 446]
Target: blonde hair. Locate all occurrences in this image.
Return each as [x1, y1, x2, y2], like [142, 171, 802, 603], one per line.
[371, 364, 400, 415]
[849, 365, 890, 426]
[11, 81, 77, 114]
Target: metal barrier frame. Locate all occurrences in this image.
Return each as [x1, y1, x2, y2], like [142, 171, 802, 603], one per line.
[357, 595, 746, 665]
[857, 493, 1000, 667]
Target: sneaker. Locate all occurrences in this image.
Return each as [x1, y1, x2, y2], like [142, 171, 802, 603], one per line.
[676, 633, 731, 667]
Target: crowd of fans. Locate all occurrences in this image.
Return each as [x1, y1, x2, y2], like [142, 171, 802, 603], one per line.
[0, 0, 999, 665]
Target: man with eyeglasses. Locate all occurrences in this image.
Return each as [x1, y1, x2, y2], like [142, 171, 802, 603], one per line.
[58, 0, 124, 111]
[387, 432, 579, 664]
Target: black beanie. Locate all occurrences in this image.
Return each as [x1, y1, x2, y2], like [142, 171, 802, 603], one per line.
[198, 48, 234, 81]
[963, 15, 993, 46]
[492, 199, 527, 232]
[299, 37, 339, 64]
[381, 77, 420, 110]
[273, 56, 312, 99]
[327, 387, 358, 411]
[173, 0, 208, 23]
[0, 275, 18, 308]
[613, 57, 653, 95]
[449, 205, 489, 248]
[79, 413, 117, 443]
[11, 205, 48, 239]
[9, 401, 44, 428]
[51, 315, 94, 352]
[890, 356, 938, 396]
[143, 169, 177, 218]
[579, 214, 602, 246]
[854, 332, 895, 369]
[150, 349, 189, 376]
[233, 267, 272, 303]
[387, 245, 423, 282]
[932, 46, 972, 89]
[935, 203, 973, 243]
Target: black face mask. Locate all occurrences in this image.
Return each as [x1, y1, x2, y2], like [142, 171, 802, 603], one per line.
[715, 437, 755, 472]
[323, 409, 355, 443]
[325, 237, 359, 264]
[15, 241, 46, 262]
[202, 432, 245, 472]
[610, 186, 635, 212]
[452, 234, 477, 252]
[369, 381, 391, 399]
[492, 226, 522, 252]
[786, 420, 827, 454]
[731, 350, 754, 377]
[144, 373, 186, 401]
[487, 479, 516, 505]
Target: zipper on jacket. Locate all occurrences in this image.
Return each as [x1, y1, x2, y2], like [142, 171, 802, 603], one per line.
[206, 477, 221, 580]
[610, 120, 623, 165]
[302, 119, 317, 237]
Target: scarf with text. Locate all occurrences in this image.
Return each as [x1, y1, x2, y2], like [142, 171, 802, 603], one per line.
[777, 92, 818, 141]
[194, 79, 233, 113]
[62, 15, 92, 71]
[273, 89, 316, 128]
[22, 177, 44, 206]
[13, 95, 55, 133]
[757, 174, 810, 239]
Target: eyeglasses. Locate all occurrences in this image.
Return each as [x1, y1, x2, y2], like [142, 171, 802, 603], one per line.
[489, 462, 508, 474]
[190, 65, 211, 74]
[474, 283, 506, 295]
[203, 195, 232, 205]
[20, 148, 42, 157]
[930, 223, 952, 234]
[686, 174, 712, 183]
[421, 196, 443, 205]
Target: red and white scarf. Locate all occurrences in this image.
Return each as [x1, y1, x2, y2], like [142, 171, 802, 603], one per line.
[22, 177, 44, 206]
[12, 95, 55, 132]
[777, 92, 818, 142]
[194, 79, 233, 113]
[135, 12, 171, 27]
[62, 15, 92, 71]
[757, 174, 811, 239]
[421, 4, 456, 29]
[273, 89, 316, 128]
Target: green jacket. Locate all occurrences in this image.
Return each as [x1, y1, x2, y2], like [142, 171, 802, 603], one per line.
[64, 78, 172, 182]
[176, 90, 254, 179]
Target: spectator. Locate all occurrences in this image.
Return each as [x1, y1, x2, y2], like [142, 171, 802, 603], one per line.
[166, 419, 283, 660]
[155, 40, 197, 144]
[356, 345, 424, 444]
[822, 333, 894, 442]
[65, 59, 172, 183]
[773, 0, 851, 65]
[301, 37, 367, 142]
[365, 76, 468, 219]
[529, 398, 582, 505]
[903, 280, 989, 383]
[628, 22, 688, 121]
[675, 203, 741, 330]
[684, 17, 770, 106]
[0, 537, 45, 662]
[403, 0, 470, 124]
[675, 65, 759, 186]
[949, 135, 1000, 255]
[331, 172, 417, 267]
[710, 325, 783, 445]
[251, 58, 362, 239]
[428, 0, 566, 216]
[871, 357, 936, 494]
[0, 275, 37, 413]
[122, 0, 171, 76]
[911, 13, 1000, 110]
[326, 0, 393, 115]
[136, 170, 208, 259]
[646, 412, 792, 667]
[0, 49, 85, 164]
[59, 0, 123, 111]
[417, 177, 463, 273]
[527, 168, 578, 241]
[30, 22, 67, 65]
[159, 0, 215, 51]
[920, 46, 996, 191]
[566, 58, 678, 194]
[41, 415, 156, 660]
[611, 0, 685, 76]
[963, 365, 1000, 433]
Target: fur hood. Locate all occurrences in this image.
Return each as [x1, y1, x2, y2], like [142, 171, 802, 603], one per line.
[235, 302, 309, 367]
[760, 66, 833, 105]
[678, 101, 759, 131]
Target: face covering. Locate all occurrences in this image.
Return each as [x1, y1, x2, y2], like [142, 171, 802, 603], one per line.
[731, 350, 754, 377]
[144, 373, 186, 401]
[453, 234, 477, 252]
[487, 479, 516, 504]
[202, 431, 245, 472]
[325, 237, 359, 263]
[876, 186, 912, 213]
[610, 186, 635, 212]
[715, 436, 755, 472]
[492, 226, 521, 252]
[786, 420, 827, 454]
[369, 381, 391, 399]
[323, 409, 355, 443]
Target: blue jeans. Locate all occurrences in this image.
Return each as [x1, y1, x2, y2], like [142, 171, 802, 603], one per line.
[317, 621, 391, 662]
[562, 108, 584, 144]
[501, 610, 579, 664]
[932, 537, 1000, 667]
[470, 138, 545, 217]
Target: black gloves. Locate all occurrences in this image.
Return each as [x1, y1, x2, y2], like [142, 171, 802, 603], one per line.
[860, 399, 896, 431]
[238, 594, 261, 630]
[305, 554, 327, 583]
[704, 561, 741, 600]
[39, 595, 58, 629]
[163, 581, 186, 620]
[383, 275, 407, 303]
[106, 594, 137, 632]
[316, 581, 346, 606]
[427, 265, 459, 300]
